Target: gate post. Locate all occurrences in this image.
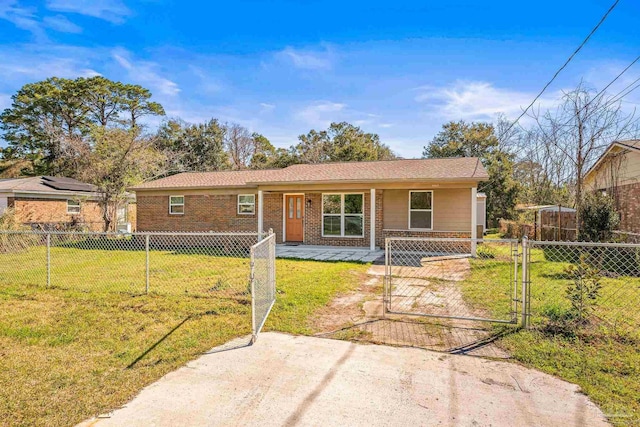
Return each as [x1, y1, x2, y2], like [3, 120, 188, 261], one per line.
[384, 238, 391, 316]
[521, 236, 529, 328]
[46, 233, 51, 288]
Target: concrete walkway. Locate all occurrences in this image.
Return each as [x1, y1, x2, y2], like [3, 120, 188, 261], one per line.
[80, 333, 608, 427]
[276, 245, 383, 262]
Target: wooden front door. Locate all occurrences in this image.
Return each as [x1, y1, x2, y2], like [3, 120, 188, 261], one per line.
[285, 195, 304, 242]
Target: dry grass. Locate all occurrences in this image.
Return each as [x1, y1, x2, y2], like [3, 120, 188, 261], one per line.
[0, 253, 367, 427]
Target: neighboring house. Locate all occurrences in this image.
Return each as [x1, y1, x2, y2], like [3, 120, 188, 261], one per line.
[584, 139, 640, 234]
[131, 158, 488, 250]
[0, 176, 135, 232]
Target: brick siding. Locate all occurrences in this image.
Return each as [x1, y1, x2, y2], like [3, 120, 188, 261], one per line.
[9, 197, 104, 231]
[136, 194, 258, 232]
[135, 189, 474, 248]
[612, 182, 640, 234]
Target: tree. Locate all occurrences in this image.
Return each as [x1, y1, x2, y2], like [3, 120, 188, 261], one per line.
[579, 192, 620, 242]
[423, 121, 498, 159]
[423, 121, 519, 225]
[119, 84, 165, 128]
[0, 76, 165, 175]
[80, 128, 165, 231]
[293, 122, 395, 164]
[225, 123, 256, 170]
[531, 82, 638, 238]
[156, 119, 229, 173]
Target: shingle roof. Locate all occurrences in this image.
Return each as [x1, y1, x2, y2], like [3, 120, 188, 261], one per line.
[0, 176, 98, 194]
[132, 158, 488, 190]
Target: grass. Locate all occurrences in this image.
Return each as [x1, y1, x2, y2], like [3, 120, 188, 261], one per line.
[456, 241, 640, 424]
[0, 246, 367, 427]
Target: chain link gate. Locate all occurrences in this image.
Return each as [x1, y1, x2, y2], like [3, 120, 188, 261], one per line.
[384, 238, 520, 324]
[250, 230, 277, 342]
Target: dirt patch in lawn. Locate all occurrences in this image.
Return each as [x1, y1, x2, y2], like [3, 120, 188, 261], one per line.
[311, 259, 511, 359]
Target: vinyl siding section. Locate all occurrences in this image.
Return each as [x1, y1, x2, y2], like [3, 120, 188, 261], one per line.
[383, 188, 471, 232]
[586, 147, 640, 189]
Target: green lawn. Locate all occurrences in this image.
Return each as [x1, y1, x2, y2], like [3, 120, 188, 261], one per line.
[457, 242, 640, 425]
[0, 246, 368, 427]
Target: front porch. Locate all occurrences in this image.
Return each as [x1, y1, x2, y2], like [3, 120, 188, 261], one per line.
[276, 244, 384, 262]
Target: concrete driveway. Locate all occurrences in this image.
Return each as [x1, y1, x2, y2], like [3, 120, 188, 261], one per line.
[80, 333, 608, 427]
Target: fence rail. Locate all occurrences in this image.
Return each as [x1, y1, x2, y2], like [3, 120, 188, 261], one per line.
[527, 238, 640, 337]
[384, 238, 519, 324]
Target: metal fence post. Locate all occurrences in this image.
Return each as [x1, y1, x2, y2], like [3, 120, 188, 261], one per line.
[512, 241, 519, 323]
[521, 236, 529, 328]
[145, 234, 150, 294]
[384, 238, 390, 315]
[46, 233, 51, 288]
[250, 245, 256, 343]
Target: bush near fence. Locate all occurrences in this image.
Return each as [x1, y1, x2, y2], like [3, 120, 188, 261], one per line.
[527, 241, 640, 339]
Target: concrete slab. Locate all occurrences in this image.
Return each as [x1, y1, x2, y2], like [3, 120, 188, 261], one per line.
[80, 333, 608, 427]
[276, 245, 384, 262]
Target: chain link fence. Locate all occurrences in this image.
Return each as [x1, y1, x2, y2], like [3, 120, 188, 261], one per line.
[385, 238, 519, 324]
[524, 239, 640, 338]
[0, 230, 276, 339]
[1, 231, 259, 296]
[251, 232, 276, 340]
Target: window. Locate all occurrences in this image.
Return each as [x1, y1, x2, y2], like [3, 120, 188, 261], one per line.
[409, 191, 433, 229]
[322, 193, 364, 237]
[66, 199, 81, 215]
[238, 194, 255, 214]
[169, 196, 184, 215]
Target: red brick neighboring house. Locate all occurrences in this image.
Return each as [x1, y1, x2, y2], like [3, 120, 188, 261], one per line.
[0, 176, 135, 231]
[131, 158, 488, 250]
[584, 139, 640, 235]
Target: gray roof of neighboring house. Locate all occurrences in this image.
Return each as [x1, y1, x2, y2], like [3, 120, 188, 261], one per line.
[0, 176, 99, 197]
[132, 157, 489, 190]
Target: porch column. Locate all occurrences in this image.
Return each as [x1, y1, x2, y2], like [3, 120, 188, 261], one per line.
[370, 188, 376, 251]
[258, 190, 264, 236]
[471, 187, 477, 256]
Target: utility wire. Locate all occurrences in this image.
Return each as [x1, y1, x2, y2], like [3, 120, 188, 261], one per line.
[498, 0, 620, 141]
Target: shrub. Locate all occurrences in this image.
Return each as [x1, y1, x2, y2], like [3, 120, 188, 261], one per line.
[580, 193, 620, 242]
[564, 254, 602, 325]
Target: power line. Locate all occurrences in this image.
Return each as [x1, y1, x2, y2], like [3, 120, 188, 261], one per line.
[498, 0, 620, 141]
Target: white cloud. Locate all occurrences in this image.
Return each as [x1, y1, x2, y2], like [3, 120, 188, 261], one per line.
[278, 46, 334, 70]
[0, 0, 45, 39]
[46, 0, 130, 24]
[112, 48, 180, 96]
[43, 14, 82, 33]
[0, 47, 100, 82]
[188, 65, 223, 94]
[259, 102, 275, 113]
[295, 101, 346, 127]
[0, 93, 11, 111]
[415, 80, 560, 122]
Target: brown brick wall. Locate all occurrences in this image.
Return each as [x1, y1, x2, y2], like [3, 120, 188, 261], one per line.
[263, 193, 284, 243]
[136, 194, 258, 232]
[381, 230, 472, 239]
[10, 197, 104, 231]
[135, 189, 474, 248]
[613, 182, 640, 234]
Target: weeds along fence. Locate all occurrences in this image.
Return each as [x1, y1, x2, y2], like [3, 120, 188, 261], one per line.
[524, 239, 640, 338]
[0, 230, 271, 299]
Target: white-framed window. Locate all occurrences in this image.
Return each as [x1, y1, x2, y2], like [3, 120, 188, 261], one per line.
[409, 191, 433, 229]
[66, 199, 81, 215]
[169, 195, 185, 215]
[238, 194, 255, 214]
[322, 193, 364, 238]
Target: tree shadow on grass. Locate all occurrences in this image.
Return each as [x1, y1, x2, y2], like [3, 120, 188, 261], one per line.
[126, 309, 250, 369]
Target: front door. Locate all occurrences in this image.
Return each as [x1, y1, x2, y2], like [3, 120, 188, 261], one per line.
[285, 195, 304, 242]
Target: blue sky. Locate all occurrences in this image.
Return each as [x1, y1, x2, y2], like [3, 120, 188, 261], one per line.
[1, 0, 639, 157]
